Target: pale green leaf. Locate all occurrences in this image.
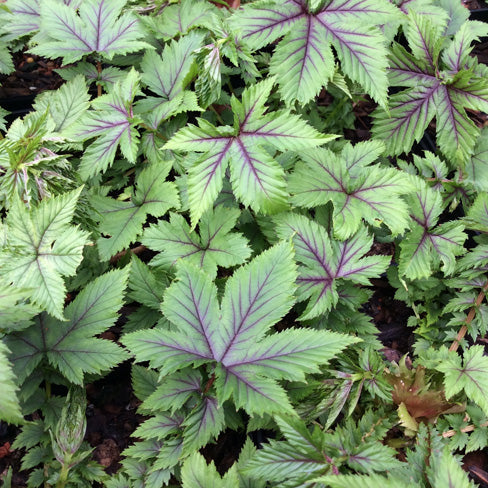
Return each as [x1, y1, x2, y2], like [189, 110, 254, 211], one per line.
[0, 341, 23, 424]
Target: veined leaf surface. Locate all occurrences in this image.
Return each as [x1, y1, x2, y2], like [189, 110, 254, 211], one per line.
[165, 77, 335, 225]
[31, 0, 151, 64]
[0, 188, 89, 320]
[5, 269, 130, 385]
[288, 141, 414, 239]
[373, 14, 488, 163]
[275, 213, 390, 319]
[230, 0, 399, 106]
[123, 242, 356, 416]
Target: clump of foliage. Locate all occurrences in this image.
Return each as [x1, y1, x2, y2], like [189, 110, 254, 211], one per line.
[1, 0, 488, 486]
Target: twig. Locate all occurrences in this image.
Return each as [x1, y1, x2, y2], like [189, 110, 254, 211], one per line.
[109, 245, 146, 265]
[443, 420, 488, 438]
[449, 281, 488, 352]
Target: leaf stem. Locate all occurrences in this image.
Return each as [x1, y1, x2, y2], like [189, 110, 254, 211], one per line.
[209, 105, 225, 125]
[109, 245, 146, 265]
[96, 61, 102, 97]
[202, 373, 216, 395]
[449, 281, 488, 352]
[138, 123, 168, 141]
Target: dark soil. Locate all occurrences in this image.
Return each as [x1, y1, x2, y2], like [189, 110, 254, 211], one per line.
[0, 51, 64, 100]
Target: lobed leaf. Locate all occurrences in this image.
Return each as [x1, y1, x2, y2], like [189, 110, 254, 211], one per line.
[0, 188, 89, 319]
[32, 0, 151, 64]
[5, 268, 130, 385]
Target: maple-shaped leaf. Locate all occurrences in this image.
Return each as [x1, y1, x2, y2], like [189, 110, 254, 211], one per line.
[93, 162, 180, 261]
[142, 206, 251, 278]
[0, 341, 23, 424]
[136, 32, 203, 130]
[164, 77, 335, 225]
[123, 242, 356, 415]
[73, 69, 142, 180]
[398, 181, 466, 280]
[437, 345, 488, 417]
[30, 0, 151, 64]
[275, 213, 390, 319]
[230, 0, 399, 106]
[288, 140, 414, 239]
[4, 269, 130, 385]
[373, 14, 488, 163]
[0, 188, 89, 320]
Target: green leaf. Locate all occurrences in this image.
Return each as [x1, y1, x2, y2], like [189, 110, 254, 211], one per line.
[164, 77, 335, 225]
[31, 0, 152, 64]
[33, 75, 90, 134]
[237, 438, 267, 488]
[128, 256, 167, 311]
[144, 0, 218, 39]
[143, 206, 251, 278]
[373, 14, 488, 163]
[288, 141, 413, 239]
[75, 69, 142, 180]
[0, 341, 23, 424]
[181, 452, 239, 488]
[398, 183, 466, 279]
[428, 446, 475, 488]
[275, 213, 390, 318]
[94, 162, 180, 261]
[5, 269, 130, 385]
[437, 346, 488, 416]
[0, 284, 40, 333]
[463, 192, 488, 232]
[230, 0, 398, 106]
[124, 242, 356, 416]
[316, 474, 419, 488]
[137, 32, 203, 127]
[0, 188, 89, 320]
[182, 396, 226, 453]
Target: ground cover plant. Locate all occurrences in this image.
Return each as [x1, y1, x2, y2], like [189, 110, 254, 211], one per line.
[2, 0, 488, 486]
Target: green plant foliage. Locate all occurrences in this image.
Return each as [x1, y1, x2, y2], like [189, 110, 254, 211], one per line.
[93, 161, 180, 261]
[2, 0, 488, 485]
[143, 206, 251, 277]
[5, 268, 130, 385]
[0, 341, 23, 424]
[164, 77, 336, 225]
[0, 188, 89, 319]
